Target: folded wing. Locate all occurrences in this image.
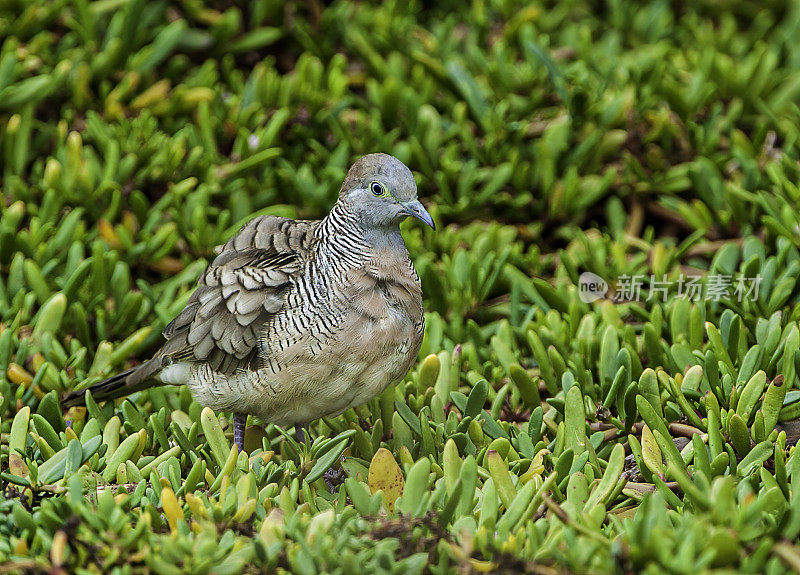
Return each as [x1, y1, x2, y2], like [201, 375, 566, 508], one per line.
[152, 216, 317, 376]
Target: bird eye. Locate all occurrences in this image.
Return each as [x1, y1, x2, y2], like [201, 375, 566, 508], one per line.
[370, 181, 385, 196]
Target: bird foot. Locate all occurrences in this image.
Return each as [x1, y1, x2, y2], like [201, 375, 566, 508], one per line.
[233, 413, 246, 453]
[323, 467, 346, 493]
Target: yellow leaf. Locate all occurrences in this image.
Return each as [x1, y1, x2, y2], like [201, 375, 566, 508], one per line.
[185, 493, 208, 520]
[50, 530, 67, 567]
[519, 447, 549, 484]
[65, 426, 79, 442]
[259, 508, 284, 545]
[641, 424, 664, 475]
[469, 558, 497, 572]
[13, 538, 28, 556]
[306, 509, 335, 544]
[161, 487, 184, 533]
[9, 454, 29, 478]
[7, 363, 33, 386]
[368, 448, 405, 512]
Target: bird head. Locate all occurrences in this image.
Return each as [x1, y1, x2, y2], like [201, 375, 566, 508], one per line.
[338, 153, 435, 230]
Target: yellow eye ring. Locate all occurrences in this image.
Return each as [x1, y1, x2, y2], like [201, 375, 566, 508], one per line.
[370, 181, 385, 196]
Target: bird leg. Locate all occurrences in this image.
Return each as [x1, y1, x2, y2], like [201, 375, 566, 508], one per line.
[233, 413, 246, 453]
[295, 423, 309, 445]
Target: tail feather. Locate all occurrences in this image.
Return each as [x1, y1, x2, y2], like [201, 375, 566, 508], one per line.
[62, 362, 160, 407]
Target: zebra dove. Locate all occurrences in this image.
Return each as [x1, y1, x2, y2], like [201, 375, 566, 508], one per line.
[63, 153, 434, 451]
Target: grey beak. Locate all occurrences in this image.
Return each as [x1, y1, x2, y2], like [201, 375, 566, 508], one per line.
[403, 199, 435, 230]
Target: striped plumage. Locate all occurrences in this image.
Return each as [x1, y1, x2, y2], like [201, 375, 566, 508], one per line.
[62, 153, 435, 450]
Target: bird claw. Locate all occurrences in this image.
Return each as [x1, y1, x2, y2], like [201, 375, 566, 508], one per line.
[323, 467, 346, 493]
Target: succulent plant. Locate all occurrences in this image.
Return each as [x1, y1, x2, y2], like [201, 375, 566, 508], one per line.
[2, 0, 800, 573]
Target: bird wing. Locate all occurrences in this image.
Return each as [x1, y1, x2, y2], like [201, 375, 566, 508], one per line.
[154, 216, 318, 375]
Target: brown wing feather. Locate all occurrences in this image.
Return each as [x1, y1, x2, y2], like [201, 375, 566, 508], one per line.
[153, 216, 318, 376]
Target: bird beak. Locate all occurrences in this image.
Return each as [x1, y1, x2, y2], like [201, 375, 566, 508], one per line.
[402, 200, 436, 230]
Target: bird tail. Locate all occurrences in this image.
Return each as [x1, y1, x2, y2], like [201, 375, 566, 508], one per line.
[61, 361, 160, 408]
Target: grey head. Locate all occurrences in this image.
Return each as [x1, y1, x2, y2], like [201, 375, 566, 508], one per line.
[338, 153, 435, 230]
